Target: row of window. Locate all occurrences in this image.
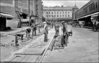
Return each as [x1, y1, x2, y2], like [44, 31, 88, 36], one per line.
[46, 15, 71, 18]
[76, 0, 99, 18]
[45, 13, 72, 16]
[0, 0, 13, 4]
[83, 2, 98, 14]
[45, 11, 71, 14]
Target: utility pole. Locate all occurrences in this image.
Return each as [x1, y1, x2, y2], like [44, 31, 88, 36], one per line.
[28, 0, 31, 26]
[35, 0, 38, 24]
[15, 0, 22, 28]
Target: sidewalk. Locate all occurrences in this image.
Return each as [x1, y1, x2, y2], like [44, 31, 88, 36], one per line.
[3, 28, 55, 62]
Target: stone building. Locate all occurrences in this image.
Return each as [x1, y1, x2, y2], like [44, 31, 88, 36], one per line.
[75, 0, 99, 27]
[43, 5, 78, 22]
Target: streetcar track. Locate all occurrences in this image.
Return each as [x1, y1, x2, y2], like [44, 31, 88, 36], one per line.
[35, 38, 55, 63]
[35, 35, 61, 63]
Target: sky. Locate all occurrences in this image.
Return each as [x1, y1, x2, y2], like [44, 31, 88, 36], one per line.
[42, 0, 90, 8]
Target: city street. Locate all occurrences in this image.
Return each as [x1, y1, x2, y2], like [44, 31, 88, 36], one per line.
[0, 26, 99, 63]
[42, 27, 99, 62]
[0, 0, 99, 63]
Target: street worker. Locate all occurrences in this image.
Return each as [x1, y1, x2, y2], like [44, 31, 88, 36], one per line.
[54, 23, 60, 38]
[31, 19, 35, 37]
[66, 22, 72, 36]
[61, 21, 68, 47]
[91, 18, 96, 31]
[34, 24, 37, 35]
[38, 24, 41, 33]
[44, 22, 48, 42]
[26, 28, 31, 40]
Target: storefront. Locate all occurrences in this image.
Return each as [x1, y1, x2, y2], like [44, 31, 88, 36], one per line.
[0, 13, 14, 31]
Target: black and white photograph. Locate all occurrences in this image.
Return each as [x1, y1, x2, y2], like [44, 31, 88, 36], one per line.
[0, 0, 99, 63]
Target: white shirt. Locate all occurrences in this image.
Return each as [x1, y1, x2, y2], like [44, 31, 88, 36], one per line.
[66, 24, 72, 32]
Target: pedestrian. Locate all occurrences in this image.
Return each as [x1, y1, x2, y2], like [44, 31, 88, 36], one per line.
[38, 25, 41, 33]
[95, 20, 99, 31]
[44, 22, 48, 42]
[61, 21, 68, 47]
[91, 18, 96, 31]
[54, 23, 59, 38]
[79, 21, 83, 28]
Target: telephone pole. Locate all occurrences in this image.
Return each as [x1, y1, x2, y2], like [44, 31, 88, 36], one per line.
[28, 0, 31, 26]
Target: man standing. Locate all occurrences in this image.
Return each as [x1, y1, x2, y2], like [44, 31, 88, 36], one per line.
[54, 22, 59, 38]
[44, 22, 48, 42]
[67, 22, 72, 36]
[95, 19, 99, 31]
[31, 18, 35, 37]
[79, 21, 84, 28]
[61, 21, 68, 47]
[26, 28, 31, 40]
[91, 18, 96, 31]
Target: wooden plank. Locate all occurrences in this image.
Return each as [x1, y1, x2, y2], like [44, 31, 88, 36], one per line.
[0, 27, 31, 36]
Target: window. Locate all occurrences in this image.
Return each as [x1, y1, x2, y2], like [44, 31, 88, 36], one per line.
[52, 12, 53, 14]
[96, 2, 98, 9]
[49, 12, 50, 14]
[51, 15, 53, 18]
[68, 15, 70, 17]
[63, 11, 64, 14]
[46, 12, 48, 14]
[0, 0, 13, 4]
[57, 15, 58, 17]
[60, 12, 61, 14]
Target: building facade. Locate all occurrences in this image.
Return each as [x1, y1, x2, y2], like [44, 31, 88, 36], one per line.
[35, 0, 43, 24]
[72, 4, 79, 20]
[75, 0, 99, 20]
[0, 0, 43, 30]
[43, 6, 77, 22]
[75, 0, 99, 26]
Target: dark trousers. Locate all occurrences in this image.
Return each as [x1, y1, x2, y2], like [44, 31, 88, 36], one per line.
[61, 33, 68, 47]
[54, 30, 59, 38]
[44, 33, 48, 42]
[93, 24, 96, 31]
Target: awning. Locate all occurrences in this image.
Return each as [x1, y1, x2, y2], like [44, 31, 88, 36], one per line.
[78, 12, 99, 19]
[0, 13, 14, 19]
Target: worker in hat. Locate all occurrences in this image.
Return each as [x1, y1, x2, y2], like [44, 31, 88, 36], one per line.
[44, 22, 48, 42]
[91, 17, 96, 31]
